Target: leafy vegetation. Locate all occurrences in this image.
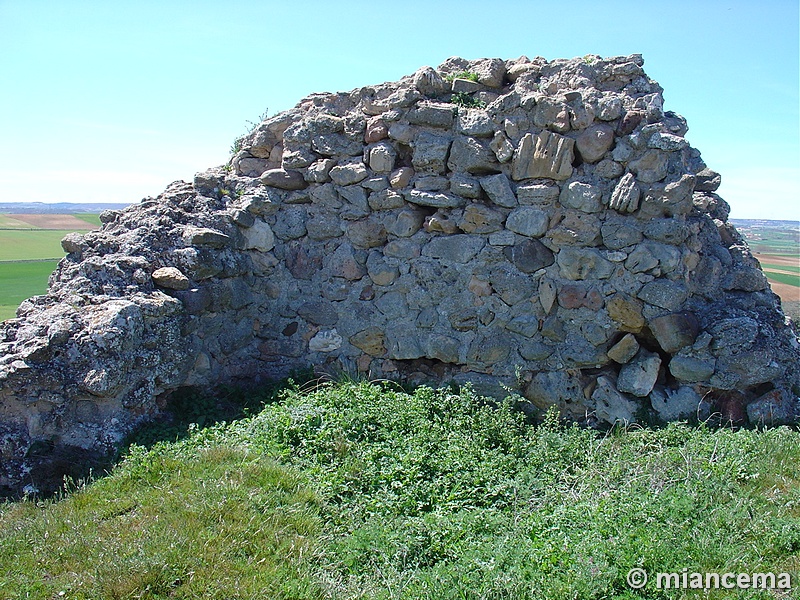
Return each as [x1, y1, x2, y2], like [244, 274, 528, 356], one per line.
[2, 381, 799, 599]
[450, 92, 486, 109]
[445, 71, 480, 83]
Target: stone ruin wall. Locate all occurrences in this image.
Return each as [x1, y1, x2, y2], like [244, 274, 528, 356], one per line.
[1, 54, 799, 495]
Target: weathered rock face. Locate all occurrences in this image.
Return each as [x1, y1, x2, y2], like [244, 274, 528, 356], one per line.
[1, 54, 799, 496]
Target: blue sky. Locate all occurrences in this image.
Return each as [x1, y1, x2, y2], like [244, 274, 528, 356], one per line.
[0, 0, 797, 220]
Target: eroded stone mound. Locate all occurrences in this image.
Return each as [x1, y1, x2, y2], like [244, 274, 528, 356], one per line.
[1, 54, 798, 496]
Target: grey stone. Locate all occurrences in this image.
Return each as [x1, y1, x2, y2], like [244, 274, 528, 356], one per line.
[346, 218, 388, 249]
[649, 312, 698, 354]
[305, 158, 336, 183]
[511, 131, 575, 181]
[184, 227, 232, 249]
[648, 131, 687, 151]
[405, 189, 465, 208]
[608, 173, 640, 213]
[260, 168, 308, 190]
[504, 239, 555, 273]
[308, 329, 343, 352]
[367, 252, 399, 286]
[524, 370, 585, 415]
[386, 209, 425, 237]
[272, 207, 307, 240]
[242, 220, 275, 252]
[312, 133, 363, 157]
[516, 183, 559, 205]
[488, 230, 517, 246]
[695, 168, 721, 192]
[575, 124, 615, 163]
[408, 103, 455, 128]
[451, 78, 483, 94]
[61, 232, 86, 255]
[375, 291, 409, 318]
[448, 136, 500, 174]
[282, 146, 316, 169]
[643, 219, 690, 245]
[384, 239, 421, 259]
[450, 174, 482, 198]
[709, 317, 759, 355]
[368, 189, 405, 210]
[559, 182, 603, 213]
[389, 167, 414, 189]
[458, 204, 505, 234]
[456, 109, 495, 137]
[490, 131, 514, 163]
[388, 122, 415, 143]
[423, 235, 485, 263]
[650, 386, 701, 421]
[329, 160, 369, 186]
[640, 175, 696, 218]
[630, 150, 668, 183]
[532, 96, 570, 132]
[368, 142, 396, 173]
[414, 176, 450, 191]
[412, 132, 451, 175]
[297, 300, 338, 326]
[594, 159, 625, 179]
[480, 174, 517, 207]
[505, 207, 549, 237]
[338, 185, 370, 220]
[601, 218, 643, 250]
[668, 355, 715, 382]
[637, 280, 688, 311]
[593, 376, 638, 425]
[557, 247, 615, 280]
[413, 66, 447, 97]
[624, 241, 679, 274]
[617, 349, 662, 397]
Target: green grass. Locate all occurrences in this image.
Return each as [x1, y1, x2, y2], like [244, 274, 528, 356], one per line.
[766, 271, 800, 288]
[761, 263, 800, 275]
[73, 212, 103, 227]
[0, 259, 59, 321]
[0, 230, 78, 261]
[2, 381, 799, 599]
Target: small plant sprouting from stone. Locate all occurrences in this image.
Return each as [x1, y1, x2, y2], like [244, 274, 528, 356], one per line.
[230, 108, 270, 156]
[450, 92, 486, 109]
[445, 71, 480, 83]
[583, 54, 597, 65]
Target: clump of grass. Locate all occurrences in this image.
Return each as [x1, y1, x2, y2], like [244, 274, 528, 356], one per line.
[450, 92, 486, 109]
[445, 71, 480, 83]
[2, 381, 799, 599]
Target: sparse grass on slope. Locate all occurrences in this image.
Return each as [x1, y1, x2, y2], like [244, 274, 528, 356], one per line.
[2, 381, 799, 599]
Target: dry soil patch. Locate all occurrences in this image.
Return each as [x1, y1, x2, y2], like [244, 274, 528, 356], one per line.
[10, 214, 94, 230]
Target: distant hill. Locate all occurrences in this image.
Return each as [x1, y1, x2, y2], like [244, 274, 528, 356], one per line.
[0, 202, 131, 214]
[731, 218, 800, 231]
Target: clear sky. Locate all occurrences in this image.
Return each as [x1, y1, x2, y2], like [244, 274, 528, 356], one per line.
[0, 0, 798, 220]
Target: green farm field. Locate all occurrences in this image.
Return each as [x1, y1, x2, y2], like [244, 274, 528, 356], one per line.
[0, 213, 98, 322]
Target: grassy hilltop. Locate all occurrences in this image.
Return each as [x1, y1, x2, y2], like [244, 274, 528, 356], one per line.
[1, 379, 799, 599]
